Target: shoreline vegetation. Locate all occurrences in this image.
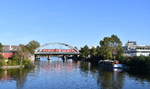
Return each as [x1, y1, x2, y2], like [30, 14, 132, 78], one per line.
[79, 35, 150, 74]
[119, 56, 150, 74]
[0, 40, 40, 69]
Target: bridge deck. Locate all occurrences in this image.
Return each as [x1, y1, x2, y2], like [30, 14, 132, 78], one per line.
[35, 52, 79, 55]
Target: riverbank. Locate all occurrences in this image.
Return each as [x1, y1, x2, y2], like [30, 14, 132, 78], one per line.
[119, 56, 150, 74]
[0, 59, 35, 69]
[0, 65, 24, 69]
[78, 56, 150, 74]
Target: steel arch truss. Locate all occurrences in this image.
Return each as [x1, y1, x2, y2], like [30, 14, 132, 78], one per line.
[35, 42, 79, 54]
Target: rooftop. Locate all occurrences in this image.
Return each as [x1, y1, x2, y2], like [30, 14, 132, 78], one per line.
[3, 45, 19, 52]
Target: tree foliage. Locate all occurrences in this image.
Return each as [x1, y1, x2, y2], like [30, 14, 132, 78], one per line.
[80, 45, 90, 58]
[90, 47, 97, 57]
[12, 40, 40, 61]
[0, 54, 4, 59]
[99, 35, 124, 60]
[26, 40, 40, 54]
[79, 35, 124, 60]
[0, 43, 4, 59]
[0, 43, 3, 52]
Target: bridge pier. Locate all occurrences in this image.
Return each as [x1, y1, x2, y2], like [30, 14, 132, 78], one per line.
[62, 55, 67, 62]
[35, 55, 40, 60]
[47, 56, 51, 60]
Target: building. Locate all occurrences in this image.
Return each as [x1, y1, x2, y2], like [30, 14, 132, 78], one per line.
[0, 45, 19, 59]
[2, 45, 18, 52]
[124, 41, 150, 56]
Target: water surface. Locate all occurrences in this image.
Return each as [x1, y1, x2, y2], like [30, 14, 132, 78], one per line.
[0, 57, 150, 89]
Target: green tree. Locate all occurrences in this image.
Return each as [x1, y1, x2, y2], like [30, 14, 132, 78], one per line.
[100, 35, 124, 60]
[80, 45, 90, 58]
[0, 43, 4, 59]
[26, 40, 40, 54]
[96, 46, 101, 57]
[12, 44, 35, 67]
[0, 54, 4, 59]
[12, 45, 31, 61]
[12, 40, 40, 61]
[90, 47, 97, 57]
[0, 43, 3, 52]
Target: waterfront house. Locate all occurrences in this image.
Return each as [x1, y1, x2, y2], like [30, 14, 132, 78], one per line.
[0, 45, 19, 59]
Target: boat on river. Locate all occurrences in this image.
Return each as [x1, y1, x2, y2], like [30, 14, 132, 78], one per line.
[99, 60, 124, 70]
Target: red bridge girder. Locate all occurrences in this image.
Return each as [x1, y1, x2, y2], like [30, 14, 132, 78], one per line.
[40, 49, 77, 53]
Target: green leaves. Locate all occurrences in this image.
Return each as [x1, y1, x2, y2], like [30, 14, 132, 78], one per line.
[90, 47, 97, 57]
[99, 35, 123, 60]
[26, 40, 40, 54]
[0, 43, 3, 52]
[80, 45, 90, 58]
[0, 43, 4, 59]
[80, 35, 124, 60]
[12, 40, 40, 60]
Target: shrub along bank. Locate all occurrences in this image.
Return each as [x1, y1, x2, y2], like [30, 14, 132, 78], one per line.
[119, 56, 150, 74]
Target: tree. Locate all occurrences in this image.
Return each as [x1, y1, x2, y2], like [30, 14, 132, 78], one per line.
[96, 46, 101, 57]
[0, 54, 4, 59]
[100, 35, 124, 60]
[12, 44, 35, 67]
[13, 45, 30, 60]
[80, 45, 90, 58]
[26, 40, 40, 54]
[0, 43, 3, 52]
[90, 47, 97, 57]
[12, 40, 40, 61]
[0, 43, 4, 59]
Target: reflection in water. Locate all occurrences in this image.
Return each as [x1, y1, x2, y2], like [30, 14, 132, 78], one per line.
[79, 62, 125, 89]
[127, 71, 150, 84]
[97, 68, 125, 89]
[0, 58, 150, 89]
[0, 68, 34, 89]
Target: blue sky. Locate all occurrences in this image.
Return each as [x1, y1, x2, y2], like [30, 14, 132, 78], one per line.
[0, 0, 150, 47]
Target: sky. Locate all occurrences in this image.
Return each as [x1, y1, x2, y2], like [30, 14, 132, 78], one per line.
[0, 0, 150, 48]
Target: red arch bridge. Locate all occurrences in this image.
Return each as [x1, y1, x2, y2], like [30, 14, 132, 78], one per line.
[34, 42, 80, 60]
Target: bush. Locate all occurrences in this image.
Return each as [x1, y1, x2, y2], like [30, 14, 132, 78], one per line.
[7, 59, 20, 66]
[124, 56, 150, 73]
[0, 54, 4, 59]
[0, 59, 5, 66]
[118, 56, 127, 64]
[22, 59, 34, 68]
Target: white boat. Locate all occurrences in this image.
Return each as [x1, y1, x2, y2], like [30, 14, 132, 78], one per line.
[113, 64, 123, 68]
[99, 60, 124, 69]
[113, 60, 123, 69]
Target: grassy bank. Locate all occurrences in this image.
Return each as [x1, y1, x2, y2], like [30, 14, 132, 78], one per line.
[0, 59, 34, 69]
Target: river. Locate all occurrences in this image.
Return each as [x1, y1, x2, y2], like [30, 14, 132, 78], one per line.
[0, 57, 150, 89]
